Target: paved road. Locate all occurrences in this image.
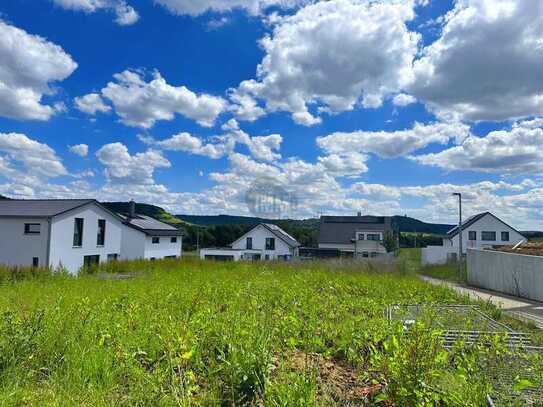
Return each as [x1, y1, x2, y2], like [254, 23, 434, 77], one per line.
[420, 275, 543, 329]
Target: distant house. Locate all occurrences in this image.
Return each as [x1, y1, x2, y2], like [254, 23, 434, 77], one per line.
[421, 212, 526, 265]
[120, 201, 184, 261]
[0, 199, 183, 274]
[200, 223, 300, 261]
[317, 213, 394, 258]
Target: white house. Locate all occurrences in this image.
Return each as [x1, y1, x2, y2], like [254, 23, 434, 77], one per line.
[200, 223, 300, 261]
[0, 199, 124, 273]
[120, 201, 183, 261]
[421, 212, 527, 265]
[0, 199, 184, 274]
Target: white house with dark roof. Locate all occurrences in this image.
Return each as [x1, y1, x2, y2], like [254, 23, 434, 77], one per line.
[422, 212, 527, 265]
[200, 223, 300, 261]
[0, 199, 183, 274]
[0, 199, 124, 273]
[120, 201, 183, 261]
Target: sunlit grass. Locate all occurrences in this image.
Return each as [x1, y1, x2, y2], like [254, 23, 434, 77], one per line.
[0, 258, 539, 405]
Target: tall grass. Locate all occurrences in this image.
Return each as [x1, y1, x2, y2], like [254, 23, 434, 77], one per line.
[0, 264, 53, 283]
[0, 258, 539, 405]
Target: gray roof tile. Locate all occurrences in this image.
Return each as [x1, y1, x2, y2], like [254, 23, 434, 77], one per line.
[0, 199, 95, 217]
[318, 215, 392, 244]
[120, 214, 183, 236]
[262, 223, 300, 247]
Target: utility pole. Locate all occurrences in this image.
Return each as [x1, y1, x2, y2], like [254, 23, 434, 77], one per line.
[452, 193, 463, 277]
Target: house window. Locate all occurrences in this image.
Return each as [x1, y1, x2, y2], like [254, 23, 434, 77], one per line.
[73, 218, 84, 247]
[32, 257, 39, 267]
[97, 219, 106, 246]
[171, 237, 177, 243]
[468, 231, 477, 241]
[367, 234, 381, 241]
[362, 252, 369, 258]
[265, 254, 270, 260]
[107, 253, 118, 261]
[246, 237, 253, 249]
[24, 223, 41, 235]
[501, 232, 510, 242]
[481, 231, 496, 241]
[152, 237, 160, 244]
[357, 233, 364, 240]
[265, 237, 275, 250]
[83, 255, 100, 268]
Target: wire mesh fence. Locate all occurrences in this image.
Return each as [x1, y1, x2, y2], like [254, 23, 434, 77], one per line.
[387, 304, 543, 406]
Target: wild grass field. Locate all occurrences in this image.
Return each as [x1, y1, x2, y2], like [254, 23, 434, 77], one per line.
[0, 258, 541, 406]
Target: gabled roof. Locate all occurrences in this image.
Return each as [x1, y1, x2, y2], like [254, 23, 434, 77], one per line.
[261, 223, 300, 248]
[0, 199, 97, 218]
[447, 212, 525, 238]
[318, 215, 392, 244]
[120, 214, 184, 237]
[231, 223, 300, 248]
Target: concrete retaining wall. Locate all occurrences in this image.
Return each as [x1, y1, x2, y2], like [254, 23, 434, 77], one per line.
[467, 248, 543, 302]
[421, 246, 457, 265]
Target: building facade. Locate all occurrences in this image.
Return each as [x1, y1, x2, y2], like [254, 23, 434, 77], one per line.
[120, 201, 183, 261]
[0, 199, 184, 274]
[318, 214, 394, 258]
[200, 223, 300, 261]
[0, 200, 123, 273]
[421, 212, 527, 265]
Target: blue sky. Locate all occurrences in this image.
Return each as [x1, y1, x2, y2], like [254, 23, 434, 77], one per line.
[0, 0, 542, 228]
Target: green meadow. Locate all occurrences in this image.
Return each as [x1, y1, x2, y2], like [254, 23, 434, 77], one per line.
[0, 257, 541, 406]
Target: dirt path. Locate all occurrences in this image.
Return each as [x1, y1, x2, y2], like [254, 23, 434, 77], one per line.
[420, 275, 543, 329]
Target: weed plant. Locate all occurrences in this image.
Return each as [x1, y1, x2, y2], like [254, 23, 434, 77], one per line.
[0, 258, 540, 405]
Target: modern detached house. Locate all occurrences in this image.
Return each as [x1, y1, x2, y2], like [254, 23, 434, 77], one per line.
[317, 214, 395, 258]
[200, 223, 300, 261]
[0, 199, 183, 274]
[421, 212, 526, 265]
[119, 201, 183, 261]
[0, 199, 124, 273]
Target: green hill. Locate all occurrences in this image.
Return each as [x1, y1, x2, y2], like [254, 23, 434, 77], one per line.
[0, 195, 10, 200]
[101, 202, 187, 226]
[177, 214, 318, 228]
[392, 215, 452, 235]
[177, 214, 452, 235]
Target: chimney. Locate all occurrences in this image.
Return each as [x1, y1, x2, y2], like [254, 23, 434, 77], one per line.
[357, 211, 362, 217]
[128, 200, 136, 219]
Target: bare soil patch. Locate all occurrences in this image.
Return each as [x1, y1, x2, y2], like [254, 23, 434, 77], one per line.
[273, 351, 386, 406]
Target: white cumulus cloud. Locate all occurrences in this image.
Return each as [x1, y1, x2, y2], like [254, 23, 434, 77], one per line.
[231, 0, 420, 125]
[51, 0, 139, 25]
[96, 70, 228, 128]
[154, 0, 306, 17]
[409, 0, 543, 122]
[96, 142, 171, 185]
[74, 93, 111, 115]
[69, 144, 89, 157]
[149, 125, 283, 162]
[413, 119, 543, 173]
[0, 133, 67, 178]
[392, 93, 417, 107]
[317, 122, 471, 158]
[0, 21, 78, 121]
